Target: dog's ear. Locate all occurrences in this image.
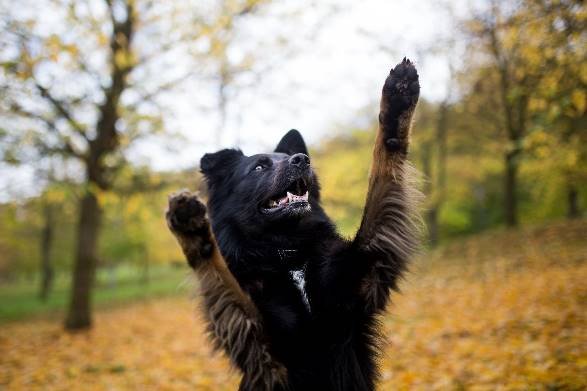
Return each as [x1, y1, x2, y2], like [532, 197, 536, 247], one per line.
[274, 129, 309, 156]
[200, 149, 243, 179]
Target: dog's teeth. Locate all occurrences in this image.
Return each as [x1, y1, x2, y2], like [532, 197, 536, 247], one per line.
[285, 191, 309, 203]
[279, 194, 289, 205]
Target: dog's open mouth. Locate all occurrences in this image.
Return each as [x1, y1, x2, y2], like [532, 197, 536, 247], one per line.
[262, 178, 309, 212]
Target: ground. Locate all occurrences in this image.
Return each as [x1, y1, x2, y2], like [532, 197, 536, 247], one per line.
[1, 220, 586, 390]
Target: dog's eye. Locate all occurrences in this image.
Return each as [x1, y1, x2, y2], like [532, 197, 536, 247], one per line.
[254, 165, 263, 171]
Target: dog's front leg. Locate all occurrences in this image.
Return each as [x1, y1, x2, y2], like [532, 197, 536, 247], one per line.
[352, 59, 422, 314]
[166, 191, 288, 391]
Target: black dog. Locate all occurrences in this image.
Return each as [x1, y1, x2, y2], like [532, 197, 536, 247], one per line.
[167, 58, 421, 390]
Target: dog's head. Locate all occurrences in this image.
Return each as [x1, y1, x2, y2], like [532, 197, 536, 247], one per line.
[201, 130, 324, 233]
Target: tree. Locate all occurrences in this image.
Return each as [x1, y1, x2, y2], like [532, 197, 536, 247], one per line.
[462, 0, 587, 226]
[422, 99, 451, 246]
[524, 0, 586, 219]
[414, 100, 439, 244]
[0, 0, 270, 330]
[39, 184, 56, 301]
[464, 1, 531, 226]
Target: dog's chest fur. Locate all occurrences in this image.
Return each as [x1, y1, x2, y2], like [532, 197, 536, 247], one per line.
[277, 249, 311, 311]
[289, 268, 310, 311]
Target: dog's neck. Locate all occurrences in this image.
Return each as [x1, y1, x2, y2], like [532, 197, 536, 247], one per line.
[275, 248, 298, 259]
[273, 248, 305, 270]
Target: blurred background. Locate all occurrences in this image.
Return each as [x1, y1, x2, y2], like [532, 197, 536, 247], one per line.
[0, 0, 585, 389]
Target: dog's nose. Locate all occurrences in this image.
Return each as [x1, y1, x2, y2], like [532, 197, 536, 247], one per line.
[289, 153, 310, 168]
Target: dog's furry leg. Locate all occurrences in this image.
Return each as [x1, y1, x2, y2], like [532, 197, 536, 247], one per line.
[353, 58, 422, 314]
[166, 191, 288, 391]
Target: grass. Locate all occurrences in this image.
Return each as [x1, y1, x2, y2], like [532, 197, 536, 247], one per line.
[0, 265, 191, 324]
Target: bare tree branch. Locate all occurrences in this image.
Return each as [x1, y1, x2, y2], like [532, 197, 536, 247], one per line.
[127, 72, 194, 110]
[35, 83, 89, 140]
[9, 101, 85, 159]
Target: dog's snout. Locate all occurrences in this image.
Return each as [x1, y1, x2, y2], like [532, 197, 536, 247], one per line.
[289, 153, 310, 168]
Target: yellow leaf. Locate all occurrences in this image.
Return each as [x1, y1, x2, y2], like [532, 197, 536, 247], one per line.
[570, 89, 586, 113]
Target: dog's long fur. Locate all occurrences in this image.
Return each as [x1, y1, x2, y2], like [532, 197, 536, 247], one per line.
[166, 193, 288, 390]
[167, 58, 421, 390]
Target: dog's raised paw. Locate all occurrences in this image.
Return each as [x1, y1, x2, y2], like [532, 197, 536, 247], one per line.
[379, 58, 420, 154]
[166, 191, 208, 236]
[382, 58, 420, 108]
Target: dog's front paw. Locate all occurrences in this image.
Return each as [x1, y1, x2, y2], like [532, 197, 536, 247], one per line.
[379, 58, 420, 154]
[166, 191, 214, 265]
[166, 190, 208, 235]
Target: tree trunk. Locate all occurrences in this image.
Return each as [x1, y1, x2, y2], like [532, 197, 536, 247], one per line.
[504, 151, 518, 227]
[426, 208, 439, 246]
[63, 0, 135, 330]
[567, 185, 580, 219]
[421, 140, 438, 246]
[39, 201, 55, 301]
[65, 190, 101, 330]
[431, 102, 449, 246]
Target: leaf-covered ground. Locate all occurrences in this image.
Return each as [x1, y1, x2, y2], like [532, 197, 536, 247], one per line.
[1, 220, 586, 390]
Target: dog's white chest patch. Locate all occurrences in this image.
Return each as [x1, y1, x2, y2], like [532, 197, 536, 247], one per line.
[290, 269, 310, 311]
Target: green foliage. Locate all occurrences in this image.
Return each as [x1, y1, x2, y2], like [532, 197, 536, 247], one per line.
[311, 86, 586, 242]
[458, 0, 586, 224]
[313, 130, 374, 237]
[0, 168, 199, 278]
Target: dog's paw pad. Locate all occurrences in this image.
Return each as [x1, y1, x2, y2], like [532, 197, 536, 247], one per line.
[166, 191, 208, 235]
[382, 58, 420, 110]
